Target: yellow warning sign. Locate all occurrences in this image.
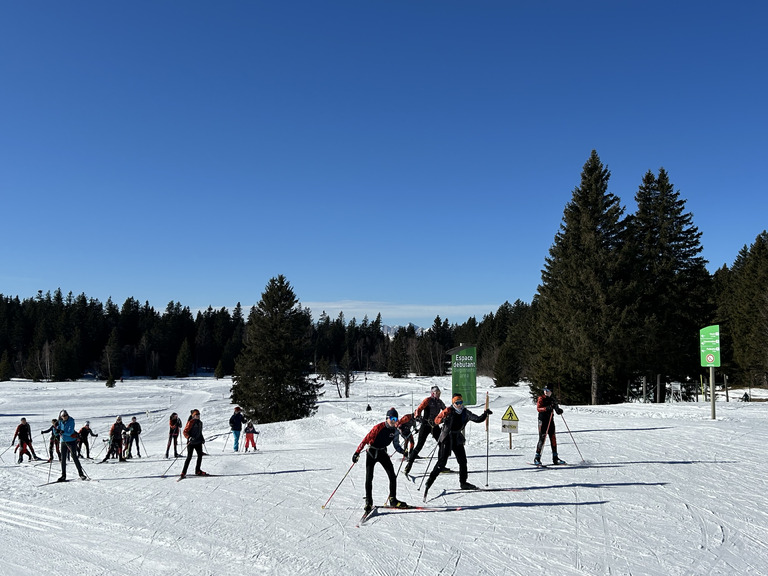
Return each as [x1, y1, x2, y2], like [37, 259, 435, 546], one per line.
[501, 406, 519, 421]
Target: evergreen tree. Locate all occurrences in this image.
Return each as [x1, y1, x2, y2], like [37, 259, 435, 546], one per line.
[627, 168, 712, 398]
[231, 275, 319, 423]
[533, 150, 633, 404]
[175, 339, 193, 377]
[387, 327, 409, 378]
[102, 327, 122, 383]
[0, 349, 12, 381]
[494, 339, 522, 387]
[728, 232, 768, 386]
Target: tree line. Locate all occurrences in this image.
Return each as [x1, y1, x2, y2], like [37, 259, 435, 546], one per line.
[1, 151, 766, 413]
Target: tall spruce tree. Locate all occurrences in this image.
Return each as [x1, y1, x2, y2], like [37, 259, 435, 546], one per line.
[231, 275, 319, 423]
[628, 168, 712, 398]
[727, 232, 768, 386]
[533, 150, 633, 404]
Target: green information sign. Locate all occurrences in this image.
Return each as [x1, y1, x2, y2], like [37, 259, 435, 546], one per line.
[699, 325, 721, 368]
[451, 346, 477, 406]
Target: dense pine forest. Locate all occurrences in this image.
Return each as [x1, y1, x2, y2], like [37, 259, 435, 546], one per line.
[1, 152, 766, 408]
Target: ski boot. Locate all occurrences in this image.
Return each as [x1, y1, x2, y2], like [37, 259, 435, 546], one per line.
[388, 496, 408, 509]
[364, 499, 373, 514]
[57, 476, 66, 482]
[195, 470, 209, 476]
[552, 453, 566, 465]
[79, 473, 87, 480]
[534, 453, 542, 466]
[460, 482, 478, 490]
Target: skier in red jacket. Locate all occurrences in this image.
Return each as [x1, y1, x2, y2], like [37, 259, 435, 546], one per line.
[353, 408, 408, 513]
[534, 386, 565, 466]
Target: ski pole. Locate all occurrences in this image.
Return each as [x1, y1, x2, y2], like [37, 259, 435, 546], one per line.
[559, 413, 585, 462]
[222, 432, 231, 452]
[0, 443, 13, 462]
[47, 452, 55, 484]
[161, 454, 180, 477]
[417, 441, 439, 491]
[485, 391, 490, 487]
[140, 436, 149, 457]
[322, 460, 357, 509]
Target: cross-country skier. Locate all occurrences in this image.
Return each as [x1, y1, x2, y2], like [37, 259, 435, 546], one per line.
[166, 412, 183, 458]
[244, 420, 259, 452]
[403, 386, 445, 475]
[77, 421, 98, 458]
[423, 393, 491, 499]
[180, 409, 207, 478]
[41, 419, 61, 462]
[534, 386, 565, 466]
[12, 418, 39, 463]
[229, 407, 247, 452]
[102, 416, 127, 462]
[353, 407, 408, 514]
[56, 410, 87, 482]
[125, 417, 142, 458]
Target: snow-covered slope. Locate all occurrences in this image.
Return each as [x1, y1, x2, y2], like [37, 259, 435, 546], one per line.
[1, 374, 766, 575]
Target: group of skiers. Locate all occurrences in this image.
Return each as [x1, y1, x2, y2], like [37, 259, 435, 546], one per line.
[227, 406, 259, 452]
[11, 416, 100, 464]
[353, 385, 566, 512]
[101, 416, 143, 463]
[10, 386, 563, 497]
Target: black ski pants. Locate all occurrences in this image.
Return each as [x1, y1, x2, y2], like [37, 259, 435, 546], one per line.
[536, 412, 557, 455]
[182, 443, 204, 475]
[60, 441, 84, 479]
[426, 433, 468, 488]
[407, 421, 440, 464]
[364, 447, 397, 506]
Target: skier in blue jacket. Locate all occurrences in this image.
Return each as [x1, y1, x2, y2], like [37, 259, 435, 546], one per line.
[56, 410, 87, 482]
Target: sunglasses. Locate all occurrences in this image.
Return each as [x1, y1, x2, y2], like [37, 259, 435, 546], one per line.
[453, 400, 463, 406]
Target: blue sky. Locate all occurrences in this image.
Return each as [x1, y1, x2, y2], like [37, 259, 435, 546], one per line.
[1, 2, 766, 327]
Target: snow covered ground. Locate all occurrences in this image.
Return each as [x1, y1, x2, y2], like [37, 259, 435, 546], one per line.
[1, 373, 767, 576]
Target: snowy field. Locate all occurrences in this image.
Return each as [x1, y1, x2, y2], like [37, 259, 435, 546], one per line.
[1, 373, 767, 576]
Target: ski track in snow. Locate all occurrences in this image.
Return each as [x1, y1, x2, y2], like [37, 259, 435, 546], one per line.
[1, 376, 768, 575]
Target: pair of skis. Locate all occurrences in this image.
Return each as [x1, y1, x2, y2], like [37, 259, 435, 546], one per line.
[356, 503, 463, 527]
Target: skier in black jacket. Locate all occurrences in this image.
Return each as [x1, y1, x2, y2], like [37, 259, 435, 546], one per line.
[229, 407, 247, 452]
[125, 417, 142, 458]
[77, 421, 98, 458]
[180, 409, 207, 478]
[423, 393, 491, 499]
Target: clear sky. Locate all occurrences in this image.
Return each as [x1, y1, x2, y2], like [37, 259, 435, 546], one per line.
[1, 2, 766, 327]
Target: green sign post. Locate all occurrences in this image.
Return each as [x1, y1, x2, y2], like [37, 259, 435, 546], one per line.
[449, 345, 477, 406]
[700, 325, 720, 420]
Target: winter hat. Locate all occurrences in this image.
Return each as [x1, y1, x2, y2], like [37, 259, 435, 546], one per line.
[234, 407, 241, 412]
[543, 386, 552, 393]
[430, 386, 441, 396]
[386, 407, 399, 420]
[85, 421, 90, 426]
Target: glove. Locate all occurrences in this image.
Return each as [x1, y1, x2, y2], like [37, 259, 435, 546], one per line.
[95, 434, 99, 437]
[485, 409, 493, 416]
[352, 452, 360, 464]
[556, 408, 563, 415]
[414, 415, 423, 423]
